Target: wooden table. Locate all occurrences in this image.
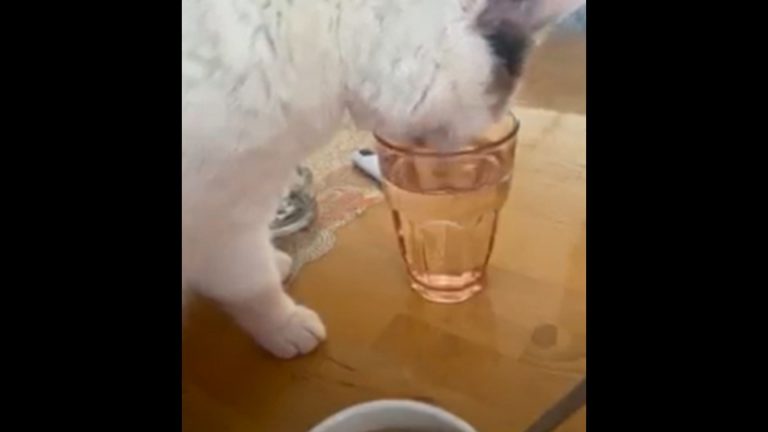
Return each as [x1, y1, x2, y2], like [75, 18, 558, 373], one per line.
[183, 34, 586, 432]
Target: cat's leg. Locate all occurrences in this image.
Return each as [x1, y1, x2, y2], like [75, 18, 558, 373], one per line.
[199, 227, 325, 359]
[273, 246, 293, 282]
[181, 278, 190, 321]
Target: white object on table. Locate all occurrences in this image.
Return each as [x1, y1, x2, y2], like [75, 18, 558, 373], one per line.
[351, 148, 382, 183]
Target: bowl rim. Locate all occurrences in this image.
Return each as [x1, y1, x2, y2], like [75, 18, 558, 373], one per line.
[308, 399, 477, 432]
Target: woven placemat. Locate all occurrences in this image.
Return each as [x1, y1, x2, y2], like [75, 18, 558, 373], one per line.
[274, 116, 383, 277]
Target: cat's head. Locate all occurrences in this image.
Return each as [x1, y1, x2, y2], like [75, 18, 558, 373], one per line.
[344, 0, 585, 149]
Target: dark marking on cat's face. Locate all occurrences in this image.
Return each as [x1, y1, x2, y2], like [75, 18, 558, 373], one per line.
[476, 1, 533, 115]
[484, 25, 530, 114]
[487, 62, 515, 115]
[484, 25, 529, 77]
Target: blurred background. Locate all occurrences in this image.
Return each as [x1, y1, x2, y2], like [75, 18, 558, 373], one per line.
[516, 5, 586, 115]
[559, 5, 587, 32]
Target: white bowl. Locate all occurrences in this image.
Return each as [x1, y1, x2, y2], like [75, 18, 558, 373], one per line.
[309, 399, 477, 432]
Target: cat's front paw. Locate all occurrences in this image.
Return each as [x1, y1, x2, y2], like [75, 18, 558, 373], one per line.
[257, 305, 326, 359]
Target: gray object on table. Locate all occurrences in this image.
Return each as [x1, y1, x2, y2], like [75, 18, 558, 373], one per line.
[524, 377, 586, 432]
[270, 166, 317, 239]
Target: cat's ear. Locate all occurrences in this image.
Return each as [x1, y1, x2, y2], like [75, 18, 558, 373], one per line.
[477, 0, 586, 32]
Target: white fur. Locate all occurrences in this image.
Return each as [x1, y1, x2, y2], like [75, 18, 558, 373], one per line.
[181, 0, 583, 358]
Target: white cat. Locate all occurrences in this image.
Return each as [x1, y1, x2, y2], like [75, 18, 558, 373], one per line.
[182, 0, 585, 358]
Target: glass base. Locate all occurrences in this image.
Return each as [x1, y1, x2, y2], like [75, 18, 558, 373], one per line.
[410, 279, 484, 304]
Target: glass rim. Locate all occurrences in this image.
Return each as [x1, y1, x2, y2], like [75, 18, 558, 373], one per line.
[374, 112, 519, 157]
